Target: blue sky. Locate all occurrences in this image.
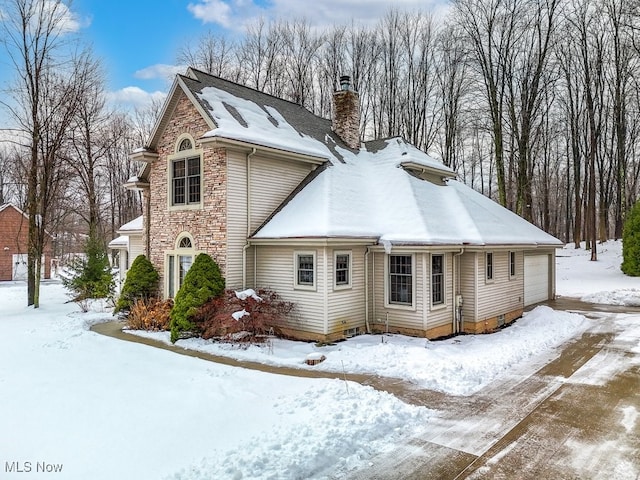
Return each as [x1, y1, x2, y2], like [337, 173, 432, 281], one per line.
[0, 0, 450, 118]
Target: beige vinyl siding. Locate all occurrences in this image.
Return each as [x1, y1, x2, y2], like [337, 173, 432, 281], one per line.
[327, 246, 367, 334]
[249, 155, 314, 231]
[226, 149, 248, 289]
[371, 252, 425, 332]
[427, 252, 454, 331]
[476, 250, 524, 319]
[459, 252, 478, 322]
[129, 234, 145, 262]
[255, 245, 326, 335]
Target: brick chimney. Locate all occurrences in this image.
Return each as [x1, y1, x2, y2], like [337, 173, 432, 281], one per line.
[332, 75, 360, 150]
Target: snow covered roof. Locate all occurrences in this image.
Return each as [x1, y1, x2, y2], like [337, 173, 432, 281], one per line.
[252, 138, 561, 247]
[117, 215, 143, 233]
[108, 235, 129, 249]
[173, 70, 560, 248]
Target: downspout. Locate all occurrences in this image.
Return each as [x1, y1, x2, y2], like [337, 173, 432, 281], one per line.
[242, 148, 257, 289]
[452, 248, 465, 334]
[364, 247, 371, 333]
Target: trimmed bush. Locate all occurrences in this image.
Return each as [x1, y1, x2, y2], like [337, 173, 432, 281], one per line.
[170, 253, 225, 342]
[622, 201, 640, 276]
[115, 255, 159, 314]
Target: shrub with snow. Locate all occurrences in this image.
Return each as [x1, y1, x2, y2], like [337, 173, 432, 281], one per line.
[193, 288, 296, 342]
[170, 253, 225, 343]
[622, 201, 640, 276]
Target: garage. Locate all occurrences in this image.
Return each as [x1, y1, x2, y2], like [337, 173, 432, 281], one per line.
[524, 254, 550, 306]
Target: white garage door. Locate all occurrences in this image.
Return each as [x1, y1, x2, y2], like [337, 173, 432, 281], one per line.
[524, 255, 549, 306]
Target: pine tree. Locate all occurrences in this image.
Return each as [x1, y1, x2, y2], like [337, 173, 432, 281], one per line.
[63, 234, 114, 301]
[170, 253, 225, 342]
[622, 201, 640, 276]
[114, 255, 159, 314]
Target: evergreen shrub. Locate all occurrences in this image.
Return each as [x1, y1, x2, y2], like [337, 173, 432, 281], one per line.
[115, 255, 159, 314]
[170, 253, 225, 342]
[622, 201, 640, 276]
[63, 234, 114, 302]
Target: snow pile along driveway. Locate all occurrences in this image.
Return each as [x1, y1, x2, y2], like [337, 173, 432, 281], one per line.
[135, 305, 589, 396]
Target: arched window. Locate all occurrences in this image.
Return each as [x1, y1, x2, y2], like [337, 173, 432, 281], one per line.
[169, 135, 201, 207]
[167, 233, 196, 298]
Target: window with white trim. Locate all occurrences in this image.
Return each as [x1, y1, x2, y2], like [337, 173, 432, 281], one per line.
[486, 252, 494, 281]
[431, 254, 444, 305]
[170, 135, 201, 207]
[167, 233, 195, 298]
[389, 254, 412, 305]
[509, 251, 516, 278]
[295, 251, 315, 289]
[334, 251, 351, 288]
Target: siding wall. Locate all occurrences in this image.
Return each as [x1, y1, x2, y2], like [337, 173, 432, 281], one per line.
[255, 245, 326, 335]
[326, 246, 367, 335]
[370, 251, 454, 336]
[475, 250, 524, 320]
[226, 149, 248, 289]
[459, 252, 478, 322]
[249, 155, 313, 231]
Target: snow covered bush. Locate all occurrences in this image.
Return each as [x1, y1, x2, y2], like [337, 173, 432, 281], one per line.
[114, 255, 159, 314]
[126, 298, 172, 331]
[622, 201, 640, 276]
[193, 289, 296, 342]
[170, 253, 225, 343]
[63, 234, 114, 302]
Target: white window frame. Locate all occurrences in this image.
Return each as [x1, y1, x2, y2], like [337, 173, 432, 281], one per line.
[333, 250, 352, 290]
[294, 251, 316, 291]
[165, 232, 197, 298]
[486, 252, 494, 283]
[431, 253, 446, 309]
[167, 134, 203, 211]
[384, 253, 416, 310]
[509, 251, 517, 279]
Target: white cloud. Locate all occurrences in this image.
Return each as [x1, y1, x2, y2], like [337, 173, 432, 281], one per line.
[186, 0, 450, 30]
[106, 87, 166, 111]
[134, 64, 187, 82]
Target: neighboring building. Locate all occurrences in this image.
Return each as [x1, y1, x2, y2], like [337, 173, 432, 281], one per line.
[108, 215, 144, 285]
[0, 203, 52, 281]
[127, 68, 562, 341]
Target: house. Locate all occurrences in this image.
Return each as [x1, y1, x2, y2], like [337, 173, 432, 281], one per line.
[128, 68, 562, 342]
[0, 203, 52, 281]
[108, 215, 144, 285]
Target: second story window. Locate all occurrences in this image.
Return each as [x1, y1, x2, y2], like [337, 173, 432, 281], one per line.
[170, 135, 202, 208]
[172, 157, 200, 205]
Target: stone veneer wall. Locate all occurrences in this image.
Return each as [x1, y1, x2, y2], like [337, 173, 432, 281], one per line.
[147, 91, 228, 288]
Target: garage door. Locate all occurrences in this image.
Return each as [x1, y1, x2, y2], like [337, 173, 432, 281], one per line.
[524, 255, 549, 306]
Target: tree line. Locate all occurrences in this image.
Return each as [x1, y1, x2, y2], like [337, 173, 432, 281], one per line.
[1, 0, 639, 305]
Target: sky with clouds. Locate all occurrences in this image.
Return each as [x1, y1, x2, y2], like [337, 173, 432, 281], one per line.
[0, 0, 450, 120]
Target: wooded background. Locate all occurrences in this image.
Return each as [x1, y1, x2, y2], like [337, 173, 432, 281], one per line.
[2, 0, 639, 303]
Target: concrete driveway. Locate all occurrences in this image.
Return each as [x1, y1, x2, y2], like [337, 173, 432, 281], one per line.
[345, 301, 640, 479]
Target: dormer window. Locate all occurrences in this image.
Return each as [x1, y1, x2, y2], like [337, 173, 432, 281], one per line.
[169, 135, 202, 208]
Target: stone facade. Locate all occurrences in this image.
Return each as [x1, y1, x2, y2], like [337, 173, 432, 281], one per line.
[332, 87, 360, 150]
[147, 91, 228, 287]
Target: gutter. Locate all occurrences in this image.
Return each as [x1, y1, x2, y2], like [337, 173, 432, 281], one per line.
[452, 248, 465, 334]
[242, 148, 257, 288]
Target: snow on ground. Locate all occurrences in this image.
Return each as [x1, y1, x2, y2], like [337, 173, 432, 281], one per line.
[133, 305, 588, 396]
[0, 282, 430, 480]
[2, 241, 637, 479]
[556, 240, 640, 305]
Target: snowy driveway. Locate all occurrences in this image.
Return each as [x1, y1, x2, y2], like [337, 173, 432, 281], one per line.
[345, 307, 640, 480]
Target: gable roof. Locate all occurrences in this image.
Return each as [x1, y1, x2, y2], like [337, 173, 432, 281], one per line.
[146, 70, 561, 248]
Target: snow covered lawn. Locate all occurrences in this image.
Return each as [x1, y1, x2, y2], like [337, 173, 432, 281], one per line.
[0, 282, 429, 480]
[557, 240, 640, 305]
[1, 239, 635, 479]
[133, 305, 588, 396]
